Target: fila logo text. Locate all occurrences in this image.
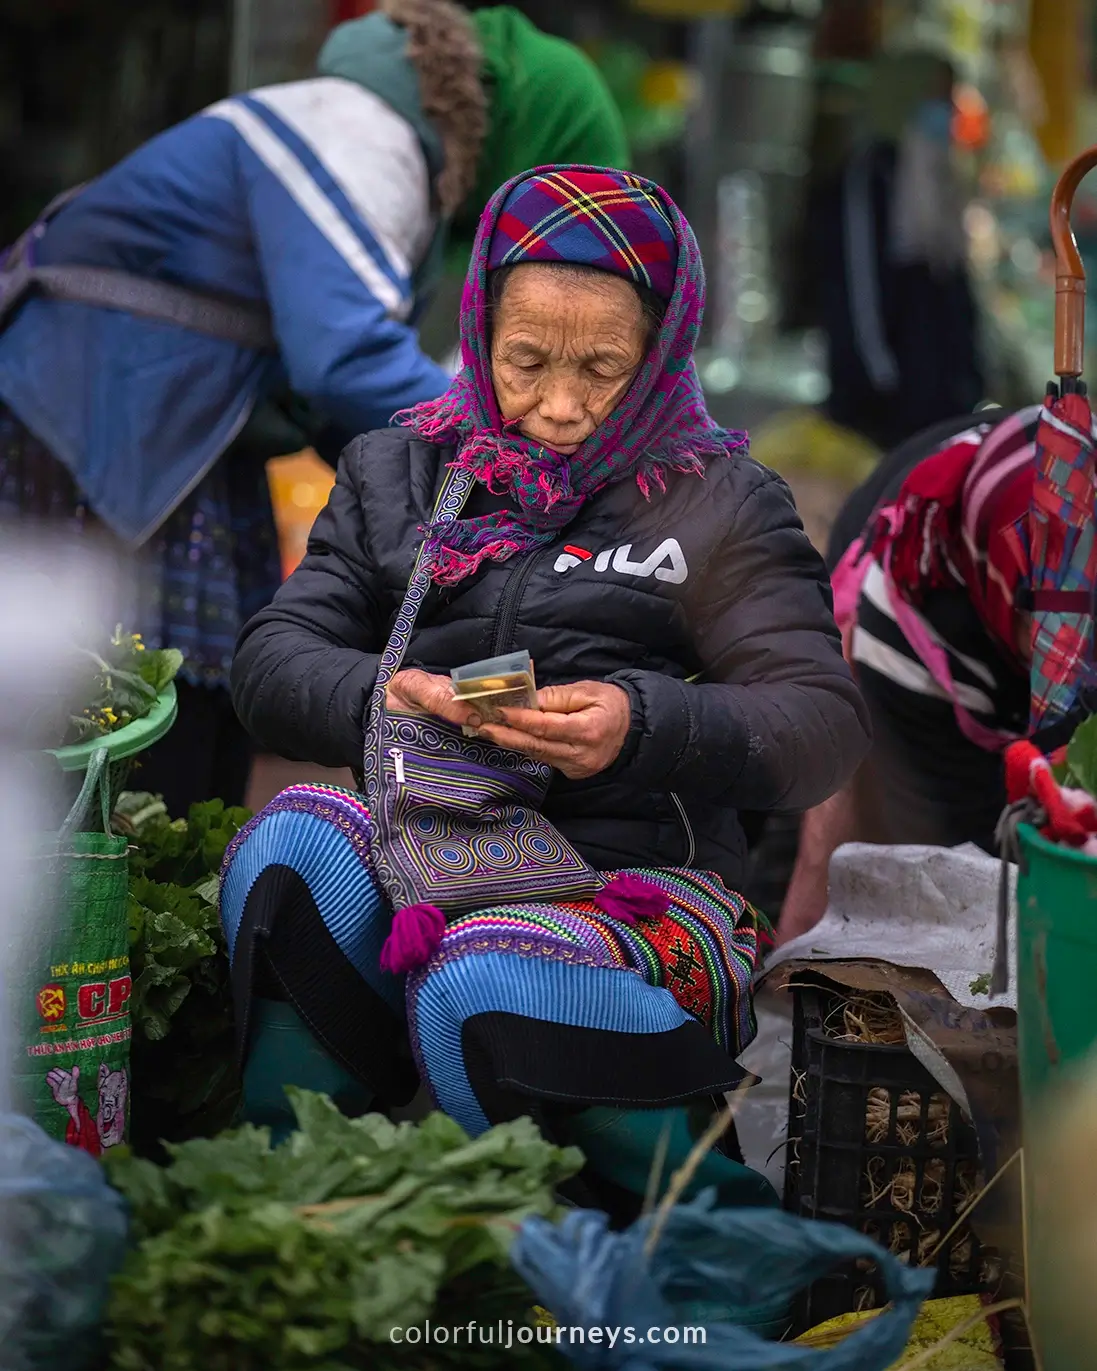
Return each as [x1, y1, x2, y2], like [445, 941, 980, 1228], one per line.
[553, 538, 688, 584]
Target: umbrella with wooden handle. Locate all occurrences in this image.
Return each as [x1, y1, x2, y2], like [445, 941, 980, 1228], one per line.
[1051, 144, 1097, 387]
[1027, 146, 1097, 735]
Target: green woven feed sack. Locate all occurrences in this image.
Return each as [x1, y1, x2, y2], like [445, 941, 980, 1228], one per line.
[13, 752, 132, 1154]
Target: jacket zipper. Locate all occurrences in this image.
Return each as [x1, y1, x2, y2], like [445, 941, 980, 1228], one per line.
[391, 748, 406, 784]
[489, 552, 541, 657]
[670, 792, 696, 866]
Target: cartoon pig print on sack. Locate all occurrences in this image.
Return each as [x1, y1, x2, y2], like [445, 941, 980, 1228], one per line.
[96, 1062, 128, 1147]
[46, 1062, 128, 1156]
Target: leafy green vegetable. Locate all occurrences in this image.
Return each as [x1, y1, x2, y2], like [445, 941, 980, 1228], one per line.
[119, 793, 250, 1154]
[137, 643, 186, 695]
[128, 875, 220, 1042]
[62, 628, 182, 744]
[969, 973, 991, 997]
[119, 792, 252, 889]
[104, 1092, 579, 1370]
[1065, 714, 1097, 798]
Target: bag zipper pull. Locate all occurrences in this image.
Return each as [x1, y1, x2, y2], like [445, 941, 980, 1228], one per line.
[390, 748, 406, 784]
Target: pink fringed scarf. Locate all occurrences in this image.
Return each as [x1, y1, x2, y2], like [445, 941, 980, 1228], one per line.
[393, 165, 747, 584]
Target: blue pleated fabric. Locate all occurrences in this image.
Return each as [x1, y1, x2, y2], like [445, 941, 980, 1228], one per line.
[220, 782, 402, 1013]
[221, 783, 754, 1132]
[410, 950, 694, 1135]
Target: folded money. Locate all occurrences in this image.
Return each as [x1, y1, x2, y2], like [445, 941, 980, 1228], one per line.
[451, 650, 538, 723]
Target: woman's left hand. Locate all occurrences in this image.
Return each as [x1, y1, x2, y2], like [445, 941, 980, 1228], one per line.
[471, 681, 632, 780]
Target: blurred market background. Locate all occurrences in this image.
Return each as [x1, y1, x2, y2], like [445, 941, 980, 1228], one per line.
[5, 0, 1092, 806]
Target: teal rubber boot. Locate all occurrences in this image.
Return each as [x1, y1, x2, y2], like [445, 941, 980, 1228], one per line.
[560, 1106, 790, 1338]
[242, 998, 373, 1145]
[561, 1105, 780, 1209]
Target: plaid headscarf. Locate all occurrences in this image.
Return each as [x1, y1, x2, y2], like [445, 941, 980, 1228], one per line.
[394, 165, 746, 585]
[488, 168, 677, 299]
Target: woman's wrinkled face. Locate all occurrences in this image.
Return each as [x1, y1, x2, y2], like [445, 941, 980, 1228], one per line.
[490, 264, 647, 455]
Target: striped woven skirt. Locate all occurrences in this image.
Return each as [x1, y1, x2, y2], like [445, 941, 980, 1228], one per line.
[220, 783, 762, 1135]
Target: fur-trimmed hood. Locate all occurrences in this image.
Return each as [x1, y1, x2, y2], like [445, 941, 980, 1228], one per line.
[318, 0, 486, 220]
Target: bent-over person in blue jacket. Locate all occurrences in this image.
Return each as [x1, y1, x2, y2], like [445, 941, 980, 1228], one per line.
[0, 0, 627, 815]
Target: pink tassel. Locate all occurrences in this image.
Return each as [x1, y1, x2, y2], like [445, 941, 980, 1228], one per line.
[594, 874, 670, 925]
[380, 903, 446, 975]
[431, 538, 522, 586]
[390, 398, 463, 443]
[450, 442, 557, 497]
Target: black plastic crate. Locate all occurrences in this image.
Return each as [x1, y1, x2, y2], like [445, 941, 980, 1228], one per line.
[784, 984, 1000, 1330]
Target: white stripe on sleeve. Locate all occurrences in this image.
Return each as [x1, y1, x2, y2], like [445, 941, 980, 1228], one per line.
[861, 560, 997, 688]
[249, 79, 432, 281]
[206, 97, 412, 320]
[852, 624, 997, 715]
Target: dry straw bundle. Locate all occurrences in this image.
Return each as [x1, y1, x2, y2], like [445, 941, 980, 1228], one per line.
[824, 992, 907, 1046]
[864, 1086, 951, 1147]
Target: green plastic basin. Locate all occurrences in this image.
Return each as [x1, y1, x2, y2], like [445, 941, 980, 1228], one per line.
[1016, 822, 1097, 1102]
[1016, 823, 1097, 1371]
[45, 682, 178, 773]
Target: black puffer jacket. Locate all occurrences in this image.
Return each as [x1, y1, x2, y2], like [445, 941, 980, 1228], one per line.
[232, 429, 870, 887]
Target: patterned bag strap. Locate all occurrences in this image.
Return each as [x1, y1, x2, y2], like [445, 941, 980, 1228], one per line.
[372, 463, 474, 696]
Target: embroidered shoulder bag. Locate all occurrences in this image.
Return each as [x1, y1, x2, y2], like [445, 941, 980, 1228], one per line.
[362, 465, 604, 917]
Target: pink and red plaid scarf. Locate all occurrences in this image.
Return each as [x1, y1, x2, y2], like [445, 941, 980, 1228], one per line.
[870, 407, 1038, 663]
[394, 165, 747, 585]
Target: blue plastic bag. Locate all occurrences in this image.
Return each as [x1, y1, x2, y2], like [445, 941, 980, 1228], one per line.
[0, 1113, 128, 1370]
[511, 1193, 936, 1369]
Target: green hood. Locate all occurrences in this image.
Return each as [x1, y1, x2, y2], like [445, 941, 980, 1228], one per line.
[457, 7, 630, 248]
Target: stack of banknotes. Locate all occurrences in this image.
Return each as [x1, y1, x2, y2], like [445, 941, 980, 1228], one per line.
[450, 650, 538, 725]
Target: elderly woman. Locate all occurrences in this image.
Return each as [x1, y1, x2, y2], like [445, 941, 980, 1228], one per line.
[223, 167, 869, 1215]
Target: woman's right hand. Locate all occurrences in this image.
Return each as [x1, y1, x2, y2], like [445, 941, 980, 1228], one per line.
[386, 669, 478, 729]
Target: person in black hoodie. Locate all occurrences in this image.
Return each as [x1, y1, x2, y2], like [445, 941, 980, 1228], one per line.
[226, 167, 869, 1217]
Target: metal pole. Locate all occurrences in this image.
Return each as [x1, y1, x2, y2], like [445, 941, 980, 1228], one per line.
[685, 16, 731, 347]
[230, 0, 254, 94]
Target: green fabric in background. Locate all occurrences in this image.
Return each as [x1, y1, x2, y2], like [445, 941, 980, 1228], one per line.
[453, 6, 631, 256]
[15, 831, 131, 1153]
